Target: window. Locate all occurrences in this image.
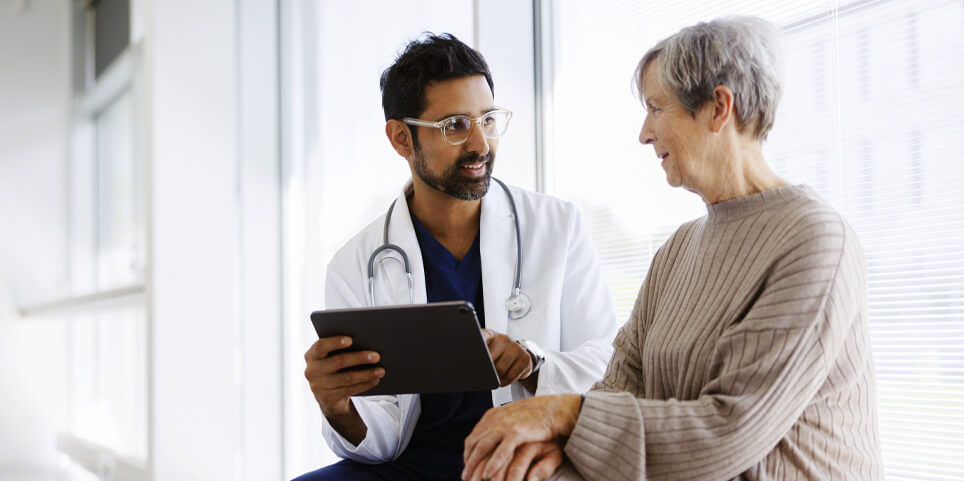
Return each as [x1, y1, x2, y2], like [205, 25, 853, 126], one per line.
[93, 0, 130, 78]
[61, 0, 147, 472]
[66, 79, 148, 464]
[67, 306, 147, 460]
[542, 0, 964, 478]
[94, 89, 143, 290]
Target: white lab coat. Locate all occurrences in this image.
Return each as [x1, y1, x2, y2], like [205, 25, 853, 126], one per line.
[321, 180, 618, 463]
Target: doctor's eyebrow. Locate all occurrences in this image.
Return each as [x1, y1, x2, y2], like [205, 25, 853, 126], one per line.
[432, 107, 499, 121]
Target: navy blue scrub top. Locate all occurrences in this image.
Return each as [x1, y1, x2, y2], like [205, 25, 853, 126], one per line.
[395, 212, 493, 479]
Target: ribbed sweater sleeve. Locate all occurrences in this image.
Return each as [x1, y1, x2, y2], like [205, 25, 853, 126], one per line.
[563, 186, 881, 481]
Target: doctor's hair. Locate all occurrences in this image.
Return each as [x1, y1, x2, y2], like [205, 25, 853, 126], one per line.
[634, 16, 784, 140]
[380, 32, 494, 148]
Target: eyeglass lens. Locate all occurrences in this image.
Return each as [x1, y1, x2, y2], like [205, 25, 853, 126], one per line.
[442, 111, 510, 143]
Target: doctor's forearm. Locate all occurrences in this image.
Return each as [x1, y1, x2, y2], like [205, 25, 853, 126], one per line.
[325, 401, 368, 446]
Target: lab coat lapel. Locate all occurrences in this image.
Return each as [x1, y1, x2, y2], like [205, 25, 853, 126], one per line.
[372, 184, 427, 306]
[479, 180, 515, 336]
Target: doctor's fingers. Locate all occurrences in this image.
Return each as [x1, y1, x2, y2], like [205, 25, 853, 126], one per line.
[314, 377, 383, 415]
[482, 328, 497, 343]
[493, 352, 526, 386]
[317, 350, 381, 374]
[492, 346, 529, 385]
[305, 350, 378, 381]
[487, 335, 509, 361]
[305, 336, 353, 361]
[314, 366, 386, 390]
[500, 356, 532, 387]
[328, 377, 383, 402]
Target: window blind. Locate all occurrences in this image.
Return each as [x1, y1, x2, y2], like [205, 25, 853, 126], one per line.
[544, 0, 964, 478]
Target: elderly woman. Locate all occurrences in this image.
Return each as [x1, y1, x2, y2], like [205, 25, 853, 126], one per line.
[461, 16, 882, 481]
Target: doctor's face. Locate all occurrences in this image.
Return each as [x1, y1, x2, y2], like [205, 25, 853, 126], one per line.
[409, 75, 498, 201]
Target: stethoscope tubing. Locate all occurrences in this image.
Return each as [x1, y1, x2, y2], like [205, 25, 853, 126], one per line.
[367, 177, 528, 318]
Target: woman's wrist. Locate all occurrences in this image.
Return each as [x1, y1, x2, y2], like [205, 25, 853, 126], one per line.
[551, 393, 584, 438]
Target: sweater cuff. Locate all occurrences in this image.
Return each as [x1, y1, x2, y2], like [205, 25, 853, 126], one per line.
[564, 391, 646, 481]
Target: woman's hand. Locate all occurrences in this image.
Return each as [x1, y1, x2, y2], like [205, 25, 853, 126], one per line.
[462, 394, 582, 481]
[502, 440, 565, 481]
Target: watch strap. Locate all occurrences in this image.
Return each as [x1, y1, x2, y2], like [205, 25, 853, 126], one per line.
[516, 339, 545, 376]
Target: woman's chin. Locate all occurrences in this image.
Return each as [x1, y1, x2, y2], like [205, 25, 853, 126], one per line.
[664, 173, 683, 188]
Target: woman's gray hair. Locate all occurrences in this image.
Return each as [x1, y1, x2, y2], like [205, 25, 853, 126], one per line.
[635, 16, 784, 140]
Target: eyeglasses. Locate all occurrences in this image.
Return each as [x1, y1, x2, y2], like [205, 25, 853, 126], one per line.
[402, 108, 512, 146]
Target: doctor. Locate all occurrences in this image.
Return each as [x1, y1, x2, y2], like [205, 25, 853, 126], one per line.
[296, 33, 617, 481]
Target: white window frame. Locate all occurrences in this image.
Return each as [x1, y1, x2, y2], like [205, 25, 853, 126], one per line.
[18, 4, 151, 479]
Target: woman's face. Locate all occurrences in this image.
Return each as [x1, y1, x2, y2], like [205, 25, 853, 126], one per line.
[638, 62, 715, 193]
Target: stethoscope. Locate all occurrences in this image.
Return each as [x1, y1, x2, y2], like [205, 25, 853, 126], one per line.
[367, 177, 532, 320]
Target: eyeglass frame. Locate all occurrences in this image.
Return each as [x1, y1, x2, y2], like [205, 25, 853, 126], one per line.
[401, 107, 513, 146]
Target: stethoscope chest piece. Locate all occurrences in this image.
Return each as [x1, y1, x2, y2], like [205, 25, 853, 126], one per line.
[506, 288, 532, 320]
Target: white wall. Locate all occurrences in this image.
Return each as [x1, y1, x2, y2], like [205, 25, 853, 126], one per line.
[148, 0, 283, 479]
[0, 0, 71, 470]
[0, 0, 71, 302]
[237, 0, 284, 479]
[148, 0, 243, 478]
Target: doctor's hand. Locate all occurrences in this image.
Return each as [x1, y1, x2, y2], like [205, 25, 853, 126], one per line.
[482, 329, 533, 387]
[304, 336, 384, 445]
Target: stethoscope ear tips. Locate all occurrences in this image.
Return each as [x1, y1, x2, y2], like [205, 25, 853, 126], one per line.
[506, 291, 532, 320]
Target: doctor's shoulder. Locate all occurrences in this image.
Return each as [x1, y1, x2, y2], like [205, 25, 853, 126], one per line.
[507, 185, 583, 236]
[326, 211, 390, 276]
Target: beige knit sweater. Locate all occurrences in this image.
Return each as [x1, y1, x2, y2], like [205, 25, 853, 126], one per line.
[562, 185, 883, 481]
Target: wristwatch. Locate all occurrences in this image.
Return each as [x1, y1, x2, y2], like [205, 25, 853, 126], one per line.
[516, 339, 546, 378]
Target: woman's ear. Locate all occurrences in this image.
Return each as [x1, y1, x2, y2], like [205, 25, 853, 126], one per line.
[385, 120, 414, 158]
[710, 85, 735, 134]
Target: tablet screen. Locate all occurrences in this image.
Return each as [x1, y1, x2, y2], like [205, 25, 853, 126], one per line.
[310, 301, 500, 395]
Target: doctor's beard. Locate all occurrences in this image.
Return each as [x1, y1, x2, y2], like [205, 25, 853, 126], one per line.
[412, 150, 495, 201]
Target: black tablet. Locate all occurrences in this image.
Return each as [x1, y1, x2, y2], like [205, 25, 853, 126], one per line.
[309, 301, 500, 396]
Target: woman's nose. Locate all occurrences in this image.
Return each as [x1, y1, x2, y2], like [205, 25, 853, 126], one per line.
[639, 116, 655, 145]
